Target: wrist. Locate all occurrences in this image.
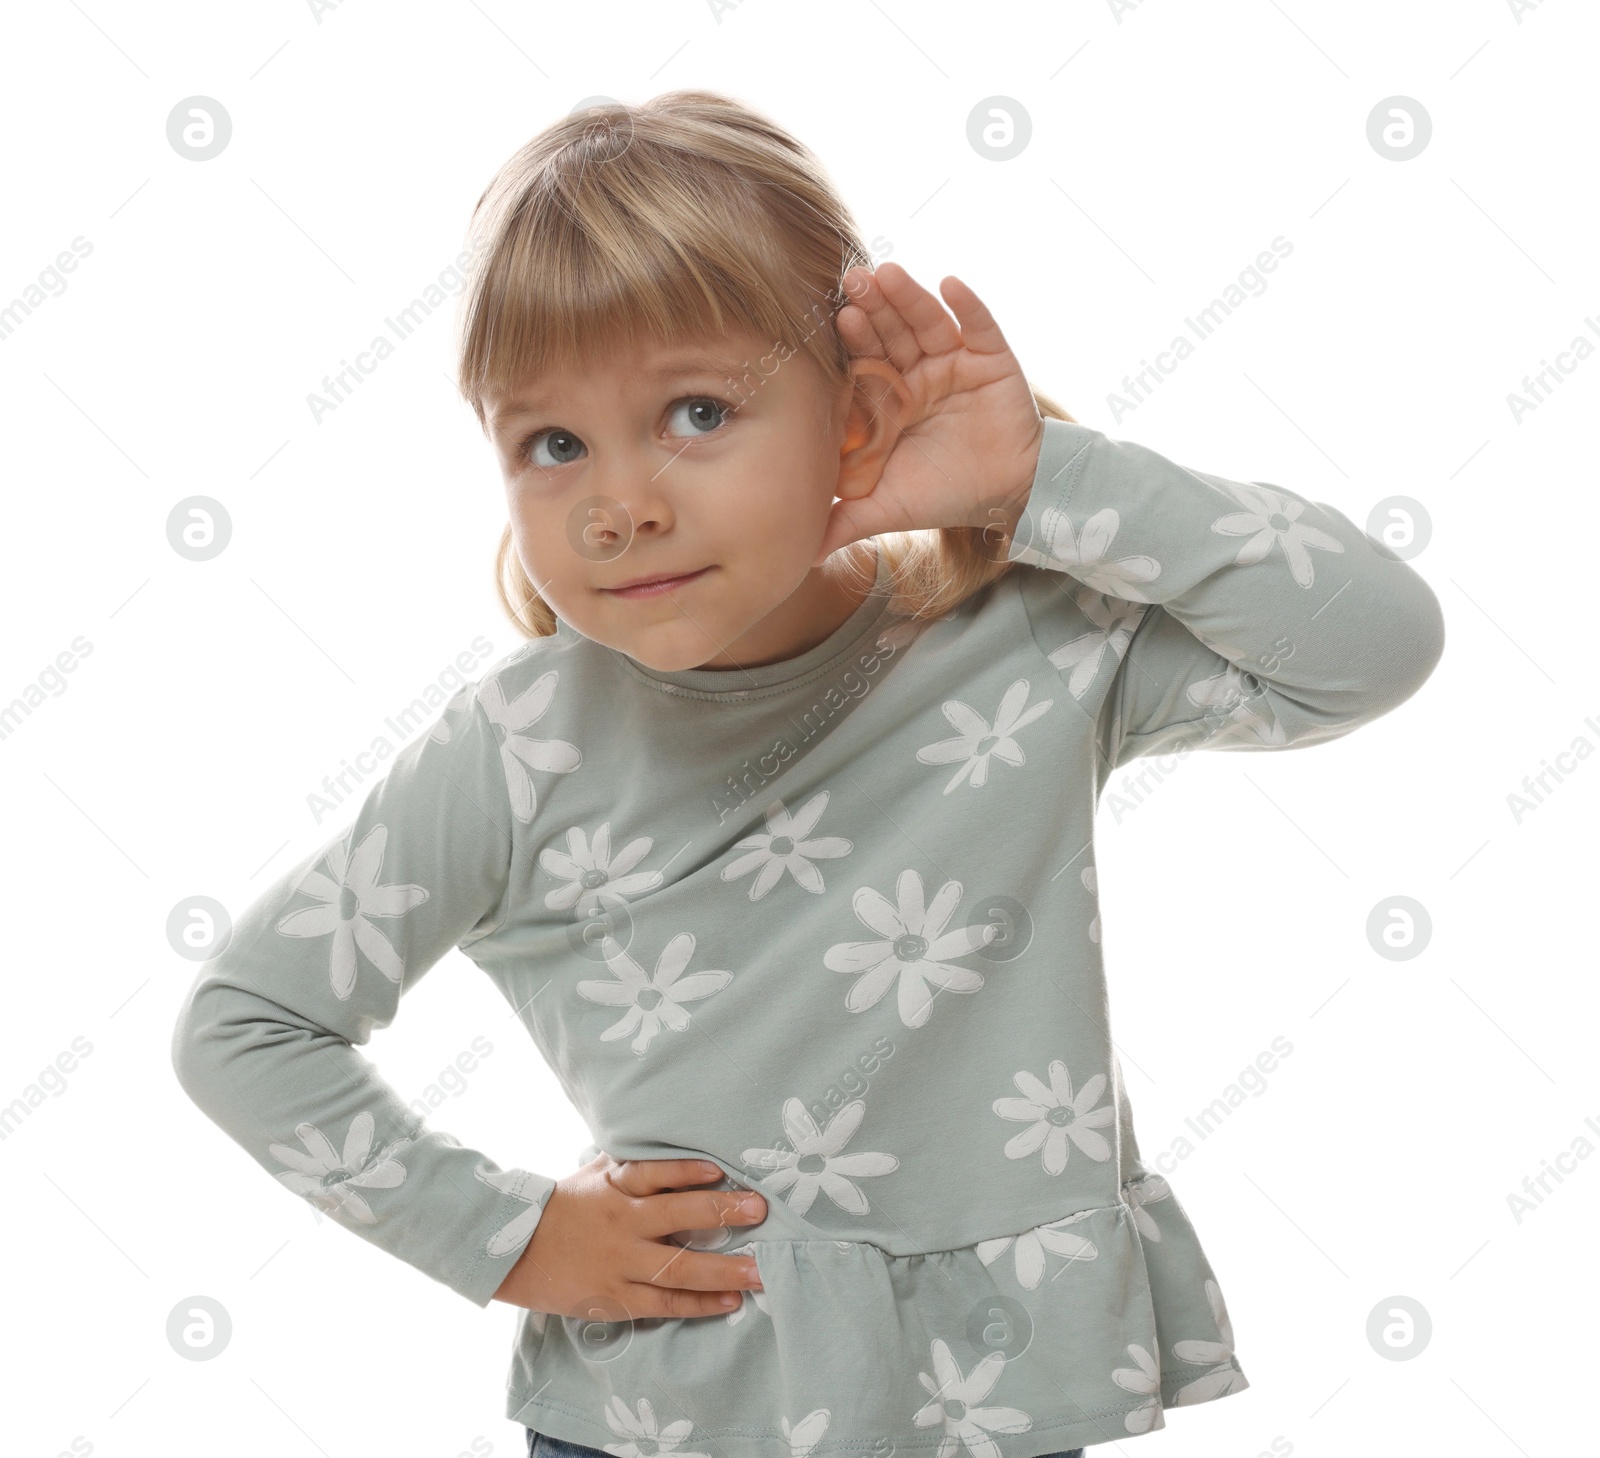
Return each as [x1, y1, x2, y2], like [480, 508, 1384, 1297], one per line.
[1013, 416, 1045, 506]
[990, 418, 1044, 550]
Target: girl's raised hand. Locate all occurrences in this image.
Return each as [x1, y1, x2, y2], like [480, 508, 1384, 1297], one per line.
[814, 262, 1046, 567]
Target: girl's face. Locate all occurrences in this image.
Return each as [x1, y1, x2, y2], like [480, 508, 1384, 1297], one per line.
[484, 326, 891, 673]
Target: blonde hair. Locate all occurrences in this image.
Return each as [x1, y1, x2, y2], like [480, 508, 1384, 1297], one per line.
[453, 89, 1076, 639]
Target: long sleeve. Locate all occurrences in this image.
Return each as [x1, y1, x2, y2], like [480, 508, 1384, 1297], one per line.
[170, 677, 559, 1308]
[1006, 417, 1445, 778]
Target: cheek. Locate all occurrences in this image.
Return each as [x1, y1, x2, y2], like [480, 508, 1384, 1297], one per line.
[739, 451, 835, 531]
[506, 509, 542, 574]
[507, 502, 630, 624]
[505, 502, 573, 593]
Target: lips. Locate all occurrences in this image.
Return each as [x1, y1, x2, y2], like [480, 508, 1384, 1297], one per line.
[601, 565, 713, 598]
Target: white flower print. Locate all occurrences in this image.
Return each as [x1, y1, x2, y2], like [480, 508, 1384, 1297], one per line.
[976, 1209, 1098, 1290]
[1209, 480, 1344, 589]
[479, 669, 581, 824]
[1047, 588, 1148, 699]
[601, 1396, 709, 1458]
[269, 1110, 409, 1224]
[275, 824, 427, 1002]
[721, 1240, 771, 1325]
[427, 683, 474, 744]
[915, 679, 1054, 794]
[472, 1164, 549, 1258]
[1124, 1173, 1173, 1242]
[779, 1409, 831, 1458]
[1081, 864, 1100, 944]
[741, 1097, 898, 1216]
[575, 932, 732, 1056]
[993, 1060, 1116, 1174]
[823, 869, 996, 1030]
[721, 792, 852, 900]
[912, 1338, 1033, 1458]
[1172, 1278, 1248, 1404]
[1186, 663, 1287, 749]
[540, 822, 662, 919]
[1111, 1342, 1164, 1434]
[1028, 504, 1162, 602]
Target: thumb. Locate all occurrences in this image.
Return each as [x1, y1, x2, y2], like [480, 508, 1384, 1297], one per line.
[812, 493, 896, 569]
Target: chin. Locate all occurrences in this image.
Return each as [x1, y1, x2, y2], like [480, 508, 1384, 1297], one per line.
[608, 623, 733, 673]
[624, 646, 695, 671]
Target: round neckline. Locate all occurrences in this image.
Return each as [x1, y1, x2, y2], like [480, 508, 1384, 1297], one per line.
[602, 548, 898, 701]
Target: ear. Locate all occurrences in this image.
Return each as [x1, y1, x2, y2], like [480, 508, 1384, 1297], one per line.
[834, 356, 912, 502]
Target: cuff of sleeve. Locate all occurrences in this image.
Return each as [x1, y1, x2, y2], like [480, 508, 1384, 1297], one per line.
[449, 1166, 560, 1309]
[1006, 416, 1098, 568]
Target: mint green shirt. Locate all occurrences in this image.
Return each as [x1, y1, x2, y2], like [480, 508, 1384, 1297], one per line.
[172, 417, 1444, 1455]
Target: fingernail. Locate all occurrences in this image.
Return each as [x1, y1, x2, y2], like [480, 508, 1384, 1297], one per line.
[719, 1294, 739, 1308]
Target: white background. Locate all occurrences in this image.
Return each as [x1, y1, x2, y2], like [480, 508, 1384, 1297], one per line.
[1, 1, 1595, 1456]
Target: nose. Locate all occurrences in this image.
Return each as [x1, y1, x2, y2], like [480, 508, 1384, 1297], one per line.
[585, 457, 676, 554]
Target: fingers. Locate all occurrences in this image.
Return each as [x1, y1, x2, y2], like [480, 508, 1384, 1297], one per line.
[569, 1264, 754, 1322]
[636, 1184, 768, 1240]
[842, 265, 924, 374]
[611, 1157, 726, 1197]
[528, 1162, 769, 1325]
[837, 297, 888, 362]
[841, 262, 1013, 369]
[847, 261, 964, 372]
[606, 1159, 768, 1239]
[935, 272, 1014, 357]
[877, 262, 967, 359]
[635, 1244, 762, 1297]
[631, 1242, 763, 1319]
[625, 1284, 751, 1319]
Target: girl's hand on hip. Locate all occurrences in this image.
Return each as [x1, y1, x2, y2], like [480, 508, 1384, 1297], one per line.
[814, 261, 1045, 566]
[491, 1151, 767, 1320]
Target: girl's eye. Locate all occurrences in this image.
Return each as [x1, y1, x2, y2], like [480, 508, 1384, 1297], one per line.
[517, 397, 729, 470]
[666, 396, 730, 438]
[521, 428, 586, 469]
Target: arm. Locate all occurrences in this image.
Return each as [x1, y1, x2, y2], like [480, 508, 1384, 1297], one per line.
[170, 678, 559, 1307]
[1003, 417, 1446, 775]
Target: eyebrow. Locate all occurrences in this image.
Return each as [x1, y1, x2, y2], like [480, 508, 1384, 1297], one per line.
[489, 351, 748, 429]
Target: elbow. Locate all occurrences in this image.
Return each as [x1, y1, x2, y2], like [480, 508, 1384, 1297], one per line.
[170, 978, 213, 1108]
[1331, 564, 1446, 727]
[1275, 566, 1446, 743]
[1376, 568, 1446, 714]
[170, 970, 236, 1116]
[170, 971, 339, 1116]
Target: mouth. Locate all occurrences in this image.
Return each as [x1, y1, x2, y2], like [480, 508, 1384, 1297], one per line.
[600, 565, 715, 600]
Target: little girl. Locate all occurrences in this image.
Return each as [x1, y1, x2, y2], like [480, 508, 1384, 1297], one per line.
[173, 91, 1444, 1458]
